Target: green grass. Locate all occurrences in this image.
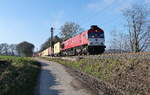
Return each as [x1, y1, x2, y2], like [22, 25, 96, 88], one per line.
[42, 57, 122, 81]
[42, 56, 150, 95]
[0, 56, 41, 95]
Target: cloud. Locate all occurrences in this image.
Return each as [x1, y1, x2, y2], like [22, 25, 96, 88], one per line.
[144, 0, 150, 4]
[87, 0, 122, 12]
[116, 2, 132, 12]
[103, 0, 116, 5]
[115, 0, 150, 13]
[86, 0, 135, 12]
[87, 2, 101, 10]
[87, 0, 112, 11]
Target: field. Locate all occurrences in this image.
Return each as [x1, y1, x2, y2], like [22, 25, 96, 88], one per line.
[43, 54, 150, 95]
[0, 56, 41, 95]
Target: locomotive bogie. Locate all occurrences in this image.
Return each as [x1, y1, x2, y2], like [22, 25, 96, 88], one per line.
[88, 46, 105, 54]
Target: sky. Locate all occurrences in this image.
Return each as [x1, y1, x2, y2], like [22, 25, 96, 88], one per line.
[0, 0, 149, 51]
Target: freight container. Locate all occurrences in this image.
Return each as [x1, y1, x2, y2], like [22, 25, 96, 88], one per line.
[54, 42, 61, 55]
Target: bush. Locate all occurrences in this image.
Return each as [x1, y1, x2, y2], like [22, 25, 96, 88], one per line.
[0, 56, 40, 95]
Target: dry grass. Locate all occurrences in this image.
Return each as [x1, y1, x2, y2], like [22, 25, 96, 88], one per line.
[42, 54, 150, 95]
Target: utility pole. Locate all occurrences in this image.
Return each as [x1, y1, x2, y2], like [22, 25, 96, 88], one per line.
[50, 27, 54, 55]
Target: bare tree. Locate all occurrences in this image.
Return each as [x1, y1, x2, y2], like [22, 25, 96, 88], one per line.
[109, 30, 119, 50]
[123, 4, 150, 52]
[0, 43, 17, 56]
[109, 29, 130, 53]
[9, 44, 17, 56]
[1, 43, 9, 55]
[117, 32, 130, 52]
[0, 44, 3, 55]
[60, 22, 83, 40]
[121, 34, 131, 52]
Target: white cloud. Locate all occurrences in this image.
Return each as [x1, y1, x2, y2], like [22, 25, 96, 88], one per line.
[116, 2, 132, 12]
[87, 1, 108, 12]
[87, 0, 123, 12]
[103, 0, 116, 5]
[144, 0, 150, 4]
[87, 2, 100, 10]
[115, 0, 150, 13]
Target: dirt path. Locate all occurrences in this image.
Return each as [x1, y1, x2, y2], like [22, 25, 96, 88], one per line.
[35, 58, 92, 95]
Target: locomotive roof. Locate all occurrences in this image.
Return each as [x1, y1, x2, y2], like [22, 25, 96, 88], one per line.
[88, 25, 104, 32]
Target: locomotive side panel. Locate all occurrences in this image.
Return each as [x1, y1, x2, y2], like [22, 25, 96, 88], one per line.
[69, 34, 81, 48]
[81, 31, 88, 45]
[62, 31, 88, 51]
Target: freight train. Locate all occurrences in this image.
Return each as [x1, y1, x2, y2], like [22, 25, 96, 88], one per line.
[38, 25, 106, 56]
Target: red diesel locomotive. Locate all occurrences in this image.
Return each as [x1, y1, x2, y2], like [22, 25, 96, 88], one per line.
[60, 25, 106, 55]
[39, 25, 106, 56]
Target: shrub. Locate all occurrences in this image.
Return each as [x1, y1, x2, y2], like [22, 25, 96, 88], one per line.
[0, 56, 40, 95]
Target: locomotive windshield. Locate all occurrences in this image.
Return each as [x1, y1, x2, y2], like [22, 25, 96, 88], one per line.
[88, 32, 104, 38]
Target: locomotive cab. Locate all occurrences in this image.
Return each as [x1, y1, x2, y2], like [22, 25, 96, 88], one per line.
[87, 25, 106, 54]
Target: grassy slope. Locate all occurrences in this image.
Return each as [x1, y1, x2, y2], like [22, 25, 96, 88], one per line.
[0, 56, 41, 95]
[43, 56, 150, 95]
